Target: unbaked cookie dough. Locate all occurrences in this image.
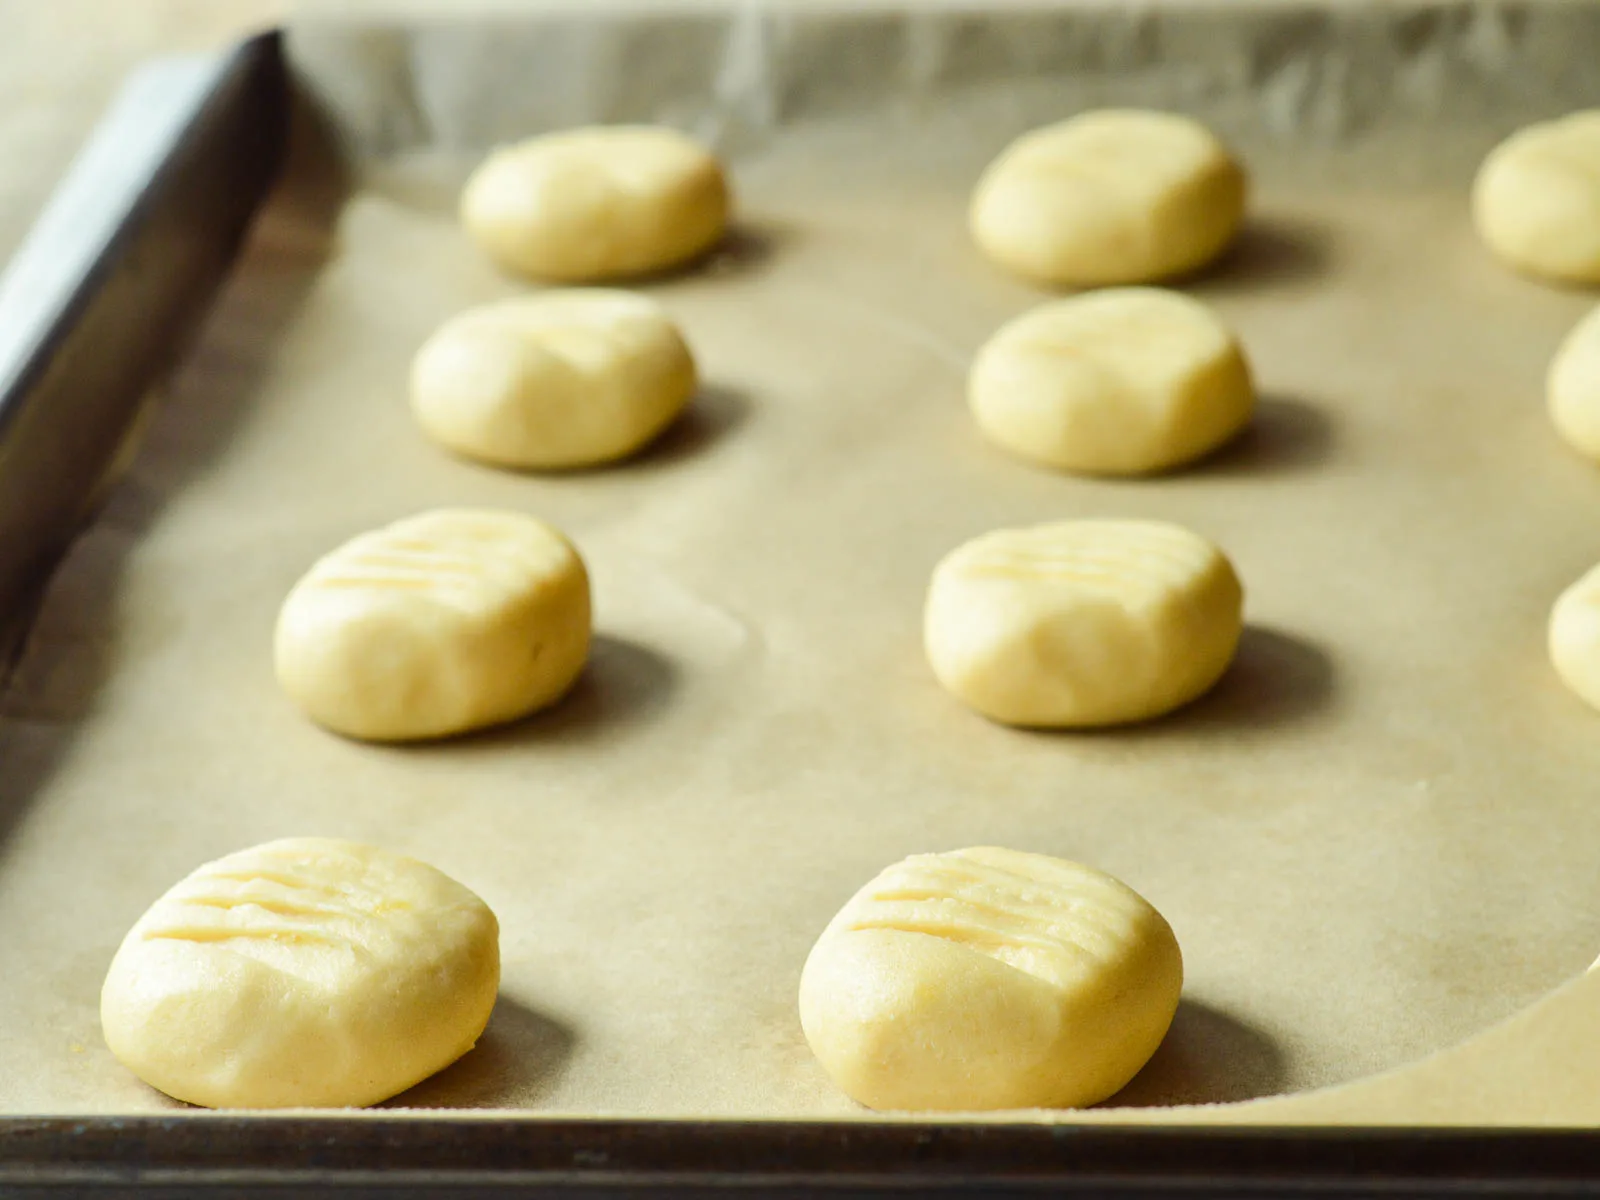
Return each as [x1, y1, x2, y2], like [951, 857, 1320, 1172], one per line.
[799, 847, 1182, 1111]
[101, 838, 500, 1109]
[1473, 111, 1600, 284]
[461, 126, 729, 281]
[1550, 563, 1600, 712]
[1549, 305, 1600, 461]
[411, 291, 696, 470]
[970, 110, 1247, 287]
[924, 519, 1243, 727]
[274, 509, 590, 742]
[969, 288, 1254, 475]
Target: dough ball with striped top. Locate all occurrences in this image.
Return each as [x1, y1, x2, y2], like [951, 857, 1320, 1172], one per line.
[924, 519, 1242, 727]
[100, 838, 500, 1108]
[274, 510, 590, 741]
[799, 847, 1182, 1110]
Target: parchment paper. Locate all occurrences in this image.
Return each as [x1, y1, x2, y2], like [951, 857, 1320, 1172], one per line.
[4, 0, 1600, 1119]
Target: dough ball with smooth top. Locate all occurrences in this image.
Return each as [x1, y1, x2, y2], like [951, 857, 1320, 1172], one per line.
[1473, 111, 1600, 284]
[1551, 563, 1600, 712]
[461, 125, 729, 281]
[411, 291, 696, 470]
[970, 288, 1254, 475]
[924, 519, 1243, 727]
[1549, 305, 1600, 461]
[799, 847, 1182, 1111]
[274, 510, 590, 742]
[101, 838, 500, 1109]
[971, 110, 1247, 287]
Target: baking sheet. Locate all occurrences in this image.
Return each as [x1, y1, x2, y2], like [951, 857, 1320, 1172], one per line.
[4, 0, 1600, 1119]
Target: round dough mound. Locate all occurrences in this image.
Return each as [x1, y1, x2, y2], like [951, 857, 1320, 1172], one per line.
[411, 291, 697, 470]
[274, 509, 591, 742]
[1473, 111, 1600, 284]
[969, 288, 1254, 475]
[101, 838, 500, 1109]
[799, 847, 1182, 1111]
[970, 110, 1247, 287]
[924, 519, 1243, 727]
[1549, 305, 1600, 460]
[1550, 563, 1600, 712]
[461, 125, 729, 281]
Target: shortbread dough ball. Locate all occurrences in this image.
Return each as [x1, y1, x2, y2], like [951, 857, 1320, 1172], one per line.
[101, 838, 500, 1109]
[970, 288, 1254, 475]
[461, 126, 729, 281]
[971, 110, 1247, 287]
[1549, 305, 1600, 460]
[1550, 563, 1600, 712]
[1473, 111, 1600, 284]
[925, 519, 1243, 727]
[799, 847, 1182, 1110]
[411, 291, 696, 470]
[275, 510, 590, 742]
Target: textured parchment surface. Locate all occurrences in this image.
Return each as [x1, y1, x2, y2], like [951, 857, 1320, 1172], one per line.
[3, 0, 1600, 1118]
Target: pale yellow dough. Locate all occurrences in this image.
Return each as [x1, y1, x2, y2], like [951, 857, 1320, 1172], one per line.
[924, 519, 1243, 727]
[969, 288, 1254, 475]
[274, 509, 590, 742]
[101, 838, 500, 1109]
[1549, 305, 1600, 461]
[970, 109, 1246, 287]
[411, 291, 696, 470]
[461, 126, 729, 281]
[1473, 111, 1600, 284]
[799, 847, 1182, 1111]
[1550, 563, 1600, 712]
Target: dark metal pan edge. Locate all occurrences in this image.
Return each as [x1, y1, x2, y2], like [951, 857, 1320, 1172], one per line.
[2, 1116, 1600, 1194]
[0, 29, 288, 672]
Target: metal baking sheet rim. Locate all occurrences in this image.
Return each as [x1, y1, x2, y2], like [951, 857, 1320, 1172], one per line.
[2, 14, 1600, 1195]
